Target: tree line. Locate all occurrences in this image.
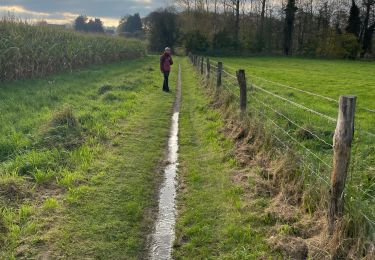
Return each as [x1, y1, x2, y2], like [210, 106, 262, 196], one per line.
[146, 0, 374, 59]
[74, 15, 105, 33]
[72, 0, 374, 59]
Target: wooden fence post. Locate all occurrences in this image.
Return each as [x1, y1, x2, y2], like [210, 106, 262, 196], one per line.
[236, 70, 247, 113]
[206, 57, 210, 80]
[200, 57, 204, 74]
[328, 95, 356, 235]
[216, 62, 222, 89]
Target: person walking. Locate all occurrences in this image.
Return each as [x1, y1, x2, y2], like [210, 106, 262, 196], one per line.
[160, 47, 173, 92]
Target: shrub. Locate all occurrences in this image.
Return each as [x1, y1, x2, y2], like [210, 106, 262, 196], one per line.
[329, 33, 360, 59]
[212, 30, 235, 50]
[97, 85, 113, 95]
[183, 31, 209, 52]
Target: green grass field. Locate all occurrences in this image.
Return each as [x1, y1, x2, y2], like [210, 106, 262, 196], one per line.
[0, 54, 373, 258]
[213, 57, 375, 130]
[0, 56, 177, 258]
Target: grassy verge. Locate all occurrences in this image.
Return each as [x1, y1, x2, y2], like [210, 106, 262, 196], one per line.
[0, 56, 177, 258]
[174, 58, 276, 259]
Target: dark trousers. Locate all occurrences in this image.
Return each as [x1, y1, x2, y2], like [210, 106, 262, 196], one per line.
[163, 72, 170, 92]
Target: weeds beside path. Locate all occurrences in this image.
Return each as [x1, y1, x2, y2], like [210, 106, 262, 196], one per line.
[174, 58, 276, 259]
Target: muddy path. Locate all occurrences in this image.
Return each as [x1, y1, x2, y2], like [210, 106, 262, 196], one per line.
[149, 64, 182, 259]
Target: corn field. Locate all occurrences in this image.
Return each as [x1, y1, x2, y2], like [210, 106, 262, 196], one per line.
[0, 18, 147, 81]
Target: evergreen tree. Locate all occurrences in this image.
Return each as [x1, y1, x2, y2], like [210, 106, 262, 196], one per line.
[346, 0, 361, 39]
[283, 0, 298, 55]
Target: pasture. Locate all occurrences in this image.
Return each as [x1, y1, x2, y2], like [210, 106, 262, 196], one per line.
[200, 55, 375, 251]
[215, 57, 375, 129]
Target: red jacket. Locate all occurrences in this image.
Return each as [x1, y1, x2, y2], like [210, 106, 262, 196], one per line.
[160, 53, 173, 73]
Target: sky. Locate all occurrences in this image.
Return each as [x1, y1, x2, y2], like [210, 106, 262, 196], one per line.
[0, 0, 170, 27]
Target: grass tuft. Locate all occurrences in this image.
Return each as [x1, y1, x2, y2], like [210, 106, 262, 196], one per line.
[0, 174, 29, 204]
[97, 85, 113, 95]
[38, 105, 84, 150]
[33, 169, 56, 185]
[102, 92, 122, 102]
[43, 198, 59, 212]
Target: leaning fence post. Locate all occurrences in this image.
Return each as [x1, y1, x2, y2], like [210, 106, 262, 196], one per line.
[200, 57, 204, 74]
[216, 62, 222, 89]
[328, 95, 356, 235]
[206, 57, 210, 80]
[236, 70, 247, 113]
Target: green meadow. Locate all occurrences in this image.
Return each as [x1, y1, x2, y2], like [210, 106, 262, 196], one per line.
[0, 56, 176, 258]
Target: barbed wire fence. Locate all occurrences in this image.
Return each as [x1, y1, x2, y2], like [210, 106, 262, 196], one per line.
[189, 54, 375, 239]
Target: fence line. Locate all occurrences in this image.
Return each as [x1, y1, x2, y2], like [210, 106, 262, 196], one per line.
[190, 54, 374, 229]
[219, 66, 338, 123]
[249, 74, 339, 103]
[259, 106, 333, 169]
[252, 95, 333, 148]
[252, 83, 337, 123]
[270, 133, 330, 186]
[218, 76, 334, 169]
[210, 58, 375, 114]
[363, 108, 375, 113]
[223, 66, 375, 137]
[194, 56, 371, 145]
[248, 99, 331, 185]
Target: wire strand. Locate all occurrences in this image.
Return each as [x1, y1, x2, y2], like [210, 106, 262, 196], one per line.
[252, 83, 337, 123]
[257, 107, 333, 169]
[252, 96, 334, 148]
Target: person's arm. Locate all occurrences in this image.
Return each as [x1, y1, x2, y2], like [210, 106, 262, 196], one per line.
[160, 56, 164, 72]
[170, 56, 173, 65]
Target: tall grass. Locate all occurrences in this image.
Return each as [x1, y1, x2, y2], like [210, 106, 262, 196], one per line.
[0, 18, 147, 81]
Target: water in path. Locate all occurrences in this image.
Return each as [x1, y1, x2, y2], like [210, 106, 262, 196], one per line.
[149, 65, 181, 260]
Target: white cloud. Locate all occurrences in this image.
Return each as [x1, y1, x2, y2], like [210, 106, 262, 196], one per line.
[133, 0, 153, 4]
[0, 5, 120, 27]
[0, 5, 50, 17]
